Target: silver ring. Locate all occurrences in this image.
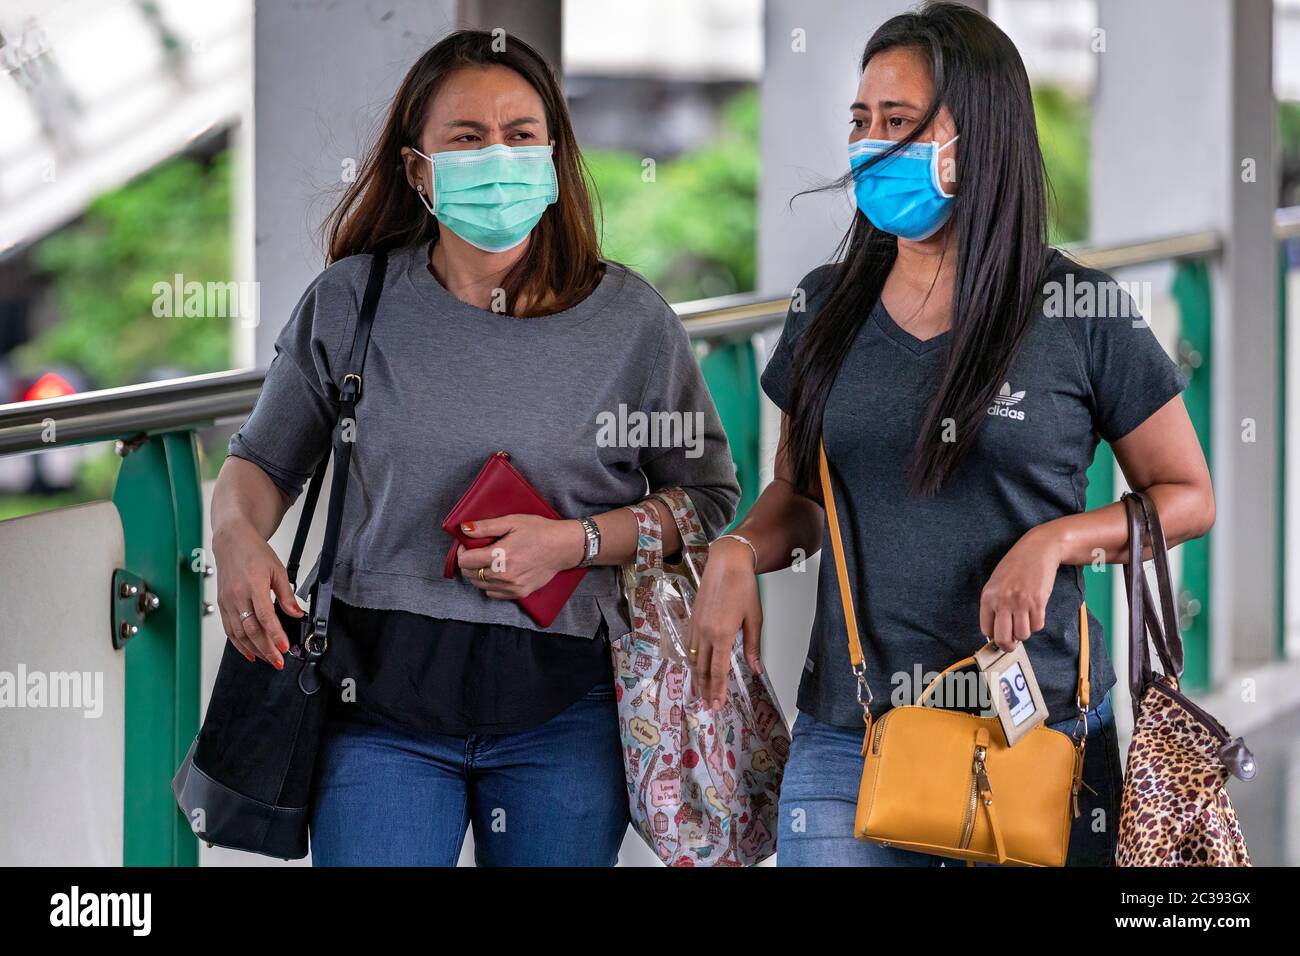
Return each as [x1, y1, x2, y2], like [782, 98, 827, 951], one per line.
[238, 610, 254, 622]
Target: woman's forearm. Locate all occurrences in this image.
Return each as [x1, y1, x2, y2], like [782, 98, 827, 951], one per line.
[725, 477, 825, 574]
[584, 500, 683, 567]
[211, 456, 292, 544]
[1039, 480, 1215, 567]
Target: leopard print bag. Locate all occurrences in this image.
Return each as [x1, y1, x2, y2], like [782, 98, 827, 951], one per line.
[1116, 491, 1256, 867]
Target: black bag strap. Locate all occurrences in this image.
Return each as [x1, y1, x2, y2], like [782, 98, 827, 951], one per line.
[281, 250, 387, 650]
[285, 462, 325, 587]
[1122, 489, 1185, 721]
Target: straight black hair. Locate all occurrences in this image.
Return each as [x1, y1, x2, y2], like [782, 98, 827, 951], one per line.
[785, 0, 1050, 496]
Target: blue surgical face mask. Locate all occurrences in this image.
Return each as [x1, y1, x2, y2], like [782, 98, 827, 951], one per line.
[412, 142, 559, 253]
[848, 135, 958, 241]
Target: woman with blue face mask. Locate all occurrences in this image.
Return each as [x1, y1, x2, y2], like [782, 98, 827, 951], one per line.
[687, 1, 1214, 866]
[209, 30, 739, 866]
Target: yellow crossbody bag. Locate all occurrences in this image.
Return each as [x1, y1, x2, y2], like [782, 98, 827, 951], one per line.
[818, 441, 1088, 867]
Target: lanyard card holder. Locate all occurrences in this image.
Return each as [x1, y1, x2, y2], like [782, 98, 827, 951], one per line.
[974, 640, 1050, 746]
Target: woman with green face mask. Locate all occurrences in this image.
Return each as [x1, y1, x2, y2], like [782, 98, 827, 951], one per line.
[209, 30, 740, 866]
[407, 141, 558, 253]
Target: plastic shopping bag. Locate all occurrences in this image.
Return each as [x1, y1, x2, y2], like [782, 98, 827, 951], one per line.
[613, 496, 790, 867]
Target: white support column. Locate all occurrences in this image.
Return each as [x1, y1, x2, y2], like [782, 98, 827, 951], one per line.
[1221, 0, 1281, 675]
[458, 0, 561, 68]
[1092, 0, 1278, 685]
[756, 0, 917, 715]
[251, 1, 459, 363]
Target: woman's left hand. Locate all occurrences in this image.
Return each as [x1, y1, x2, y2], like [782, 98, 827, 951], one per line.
[457, 514, 585, 601]
[980, 524, 1064, 651]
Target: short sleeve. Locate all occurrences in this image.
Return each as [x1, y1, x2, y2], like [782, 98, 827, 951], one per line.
[760, 264, 839, 413]
[228, 261, 364, 503]
[637, 312, 741, 539]
[1074, 271, 1189, 443]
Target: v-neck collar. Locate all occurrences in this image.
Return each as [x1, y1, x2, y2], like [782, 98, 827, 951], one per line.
[869, 299, 952, 356]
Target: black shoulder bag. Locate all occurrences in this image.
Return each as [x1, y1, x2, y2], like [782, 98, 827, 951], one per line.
[172, 251, 387, 860]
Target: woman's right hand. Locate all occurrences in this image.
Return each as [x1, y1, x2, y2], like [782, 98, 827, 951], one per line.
[213, 519, 304, 669]
[686, 537, 763, 711]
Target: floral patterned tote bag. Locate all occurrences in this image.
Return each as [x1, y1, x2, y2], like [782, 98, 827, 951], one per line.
[612, 489, 790, 867]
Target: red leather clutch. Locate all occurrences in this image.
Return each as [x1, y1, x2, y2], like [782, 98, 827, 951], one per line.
[441, 450, 587, 629]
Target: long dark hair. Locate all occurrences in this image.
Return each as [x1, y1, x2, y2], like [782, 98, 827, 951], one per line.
[323, 30, 603, 316]
[785, 1, 1049, 495]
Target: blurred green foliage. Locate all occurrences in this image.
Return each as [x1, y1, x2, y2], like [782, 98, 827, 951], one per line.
[0, 491, 83, 522]
[14, 152, 233, 388]
[4, 154, 233, 520]
[1280, 101, 1300, 208]
[1034, 85, 1090, 244]
[0, 441, 120, 519]
[585, 90, 759, 302]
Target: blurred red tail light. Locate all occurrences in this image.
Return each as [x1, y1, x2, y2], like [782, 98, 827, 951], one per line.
[24, 371, 77, 402]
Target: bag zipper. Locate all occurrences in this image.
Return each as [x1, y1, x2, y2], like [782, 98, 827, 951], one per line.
[959, 743, 992, 850]
[1148, 678, 1229, 743]
[959, 776, 978, 849]
[871, 714, 887, 754]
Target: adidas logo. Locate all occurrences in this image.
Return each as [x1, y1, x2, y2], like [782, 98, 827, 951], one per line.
[987, 382, 1026, 420]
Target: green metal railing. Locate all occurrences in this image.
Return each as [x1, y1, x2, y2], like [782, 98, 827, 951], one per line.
[2, 216, 1296, 864]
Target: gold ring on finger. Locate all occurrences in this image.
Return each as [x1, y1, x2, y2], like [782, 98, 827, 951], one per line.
[477, 567, 488, 583]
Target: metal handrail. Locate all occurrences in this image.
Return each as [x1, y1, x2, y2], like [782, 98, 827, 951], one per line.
[673, 226, 1231, 340]
[0, 369, 262, 455]
[676, 291, 791, 338]
[1065, 229, 1224, 273]
[4, 212, 1297, 458]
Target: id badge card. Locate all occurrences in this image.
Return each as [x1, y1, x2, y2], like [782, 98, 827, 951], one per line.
[974, 641, 1049, 746]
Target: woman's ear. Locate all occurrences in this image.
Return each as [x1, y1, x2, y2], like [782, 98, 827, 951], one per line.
[399, 146, 426, 194]
[932, 108, 959, 195]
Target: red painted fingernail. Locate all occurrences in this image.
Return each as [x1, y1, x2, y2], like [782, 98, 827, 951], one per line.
[279, 640, 290, 653]
[244, 652, 254, 663]
[274, 658, 284, 670]
[462, 522, 475, 534]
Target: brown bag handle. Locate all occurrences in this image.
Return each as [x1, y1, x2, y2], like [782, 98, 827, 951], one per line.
[1122, 490, 1185, 721]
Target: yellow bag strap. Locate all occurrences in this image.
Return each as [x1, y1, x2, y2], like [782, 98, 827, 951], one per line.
[1077, 602, 1091, 711]
[818, 440, 873, 716]
[817, 440, 1090, 718]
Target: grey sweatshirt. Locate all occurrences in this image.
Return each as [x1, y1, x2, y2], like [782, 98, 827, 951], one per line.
[228, 242, 740, 639]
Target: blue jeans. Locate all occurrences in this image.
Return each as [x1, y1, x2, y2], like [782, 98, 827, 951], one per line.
[308, 681, 629, 866]
[777, 691, 1121, 866]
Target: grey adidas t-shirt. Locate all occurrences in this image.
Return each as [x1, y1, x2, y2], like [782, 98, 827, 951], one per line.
[229, 242, 739, 640]
[761, 251, 1188, 726]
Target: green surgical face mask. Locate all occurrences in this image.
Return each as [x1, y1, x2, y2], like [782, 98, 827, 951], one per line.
[412, 142, 559, 253]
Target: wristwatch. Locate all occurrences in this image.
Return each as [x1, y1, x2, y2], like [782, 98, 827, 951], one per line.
[577, 516, 601, 567]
